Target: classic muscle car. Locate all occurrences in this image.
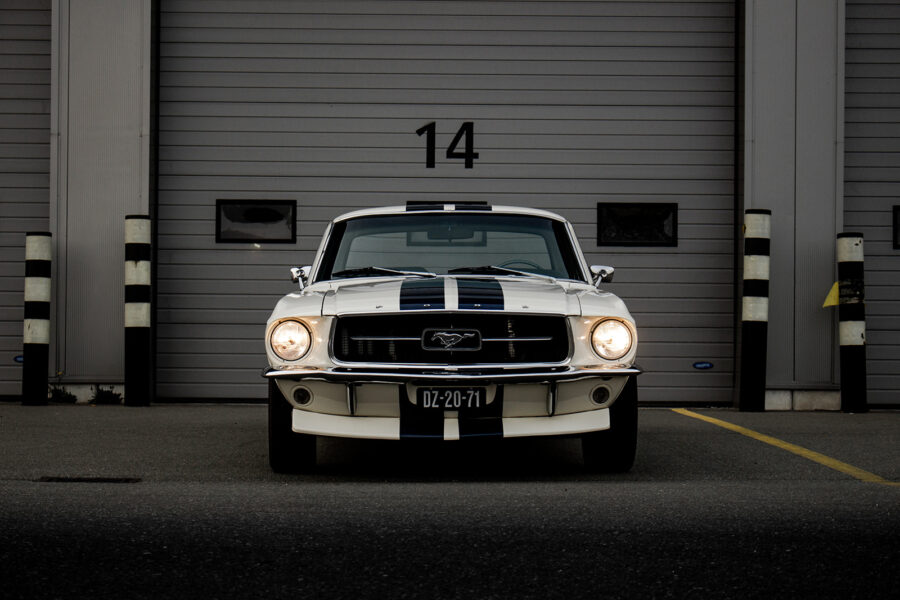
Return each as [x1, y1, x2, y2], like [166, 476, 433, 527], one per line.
[264, 202, 640, 472]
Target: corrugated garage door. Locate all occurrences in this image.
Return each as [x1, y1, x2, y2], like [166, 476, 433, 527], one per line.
[158, 0, 735, 402]
[0, 1, 51, 398]
[845, 0, 900, 407]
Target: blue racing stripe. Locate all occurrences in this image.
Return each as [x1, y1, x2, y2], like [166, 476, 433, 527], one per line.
[458, 386, 504, 439]
[457, 278, 504, 310]
[399, 386, 444, 439]
[400, 278, 446, 310]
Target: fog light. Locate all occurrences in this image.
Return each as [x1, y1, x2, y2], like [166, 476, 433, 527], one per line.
[591, 387, 610, 405]
[293, 387, 312, 406]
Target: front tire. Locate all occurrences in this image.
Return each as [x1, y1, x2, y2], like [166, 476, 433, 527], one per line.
[582, 376, 638, 473]
[268, 379, 316, 473]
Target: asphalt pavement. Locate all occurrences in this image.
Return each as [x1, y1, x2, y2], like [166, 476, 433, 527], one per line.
[1, 402, 897, 599]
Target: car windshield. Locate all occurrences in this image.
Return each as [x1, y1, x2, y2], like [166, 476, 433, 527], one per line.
[317, 212, 586, 282]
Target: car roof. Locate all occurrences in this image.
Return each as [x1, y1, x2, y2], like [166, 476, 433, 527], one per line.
[332, 204, 568, 223]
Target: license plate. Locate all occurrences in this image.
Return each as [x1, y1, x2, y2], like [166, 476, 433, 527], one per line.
[416, 387, 485, 410]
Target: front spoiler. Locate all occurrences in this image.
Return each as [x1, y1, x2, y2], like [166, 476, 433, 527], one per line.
[263, 365, 641, 385]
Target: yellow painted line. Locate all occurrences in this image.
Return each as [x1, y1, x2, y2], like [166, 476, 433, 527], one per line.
[672, 408, 900, 487]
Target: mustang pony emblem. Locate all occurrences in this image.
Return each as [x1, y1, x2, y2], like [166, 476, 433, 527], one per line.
[430, 331, 476, 349]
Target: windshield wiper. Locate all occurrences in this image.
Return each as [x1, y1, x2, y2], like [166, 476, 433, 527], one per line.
[447, 265, 556, 282]
[331, 266, 437, 279]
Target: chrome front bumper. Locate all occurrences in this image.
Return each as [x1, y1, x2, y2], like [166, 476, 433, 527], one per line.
[263, 365, 641, 385]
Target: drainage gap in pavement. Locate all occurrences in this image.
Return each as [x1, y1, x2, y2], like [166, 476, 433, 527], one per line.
[34, 476, 142, 484]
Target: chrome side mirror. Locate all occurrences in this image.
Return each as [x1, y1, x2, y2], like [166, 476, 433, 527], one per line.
[290, 266, 311, 290]
[590, 265, 615, 286]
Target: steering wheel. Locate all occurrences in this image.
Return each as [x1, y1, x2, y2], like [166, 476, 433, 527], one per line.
[498, 259, 543, 270]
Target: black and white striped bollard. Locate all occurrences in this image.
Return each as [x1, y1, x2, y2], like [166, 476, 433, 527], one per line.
[837, 233, 868, 413]
[739, 209, 771, 412]
[125, 215, 152, 406]
[22, 232, 51, 405]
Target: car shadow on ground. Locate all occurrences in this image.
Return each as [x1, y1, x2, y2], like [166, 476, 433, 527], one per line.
[283, 435, 630, 482]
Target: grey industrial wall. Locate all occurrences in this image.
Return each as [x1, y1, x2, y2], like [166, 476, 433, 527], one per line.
[845, 0, 900, 406]
[157, 0, 736, 401]
[0, 1, 51, 397]
[51, 2, 151, 385]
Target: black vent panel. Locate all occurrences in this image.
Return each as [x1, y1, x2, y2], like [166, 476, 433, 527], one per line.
[334, 313, 569, 365]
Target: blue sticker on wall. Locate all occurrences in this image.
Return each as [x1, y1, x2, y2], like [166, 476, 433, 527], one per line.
[693, 361, 714, 370]
[14, 355, 24, 364]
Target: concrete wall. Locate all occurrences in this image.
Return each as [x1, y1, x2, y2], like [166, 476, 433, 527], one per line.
[4, 0, 896, 406]
[50, 0, 152, 383]
[744, 0, 845, 408]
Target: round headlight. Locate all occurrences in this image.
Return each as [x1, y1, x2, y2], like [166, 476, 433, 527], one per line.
[591, 319, 632, 360]
[270, 320, 311, 361]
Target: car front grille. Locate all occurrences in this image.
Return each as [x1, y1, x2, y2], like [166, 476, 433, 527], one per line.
[333, 313, 569, 365]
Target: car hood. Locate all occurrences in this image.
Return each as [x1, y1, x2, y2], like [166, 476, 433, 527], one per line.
[309, 276, 626, 317]
[268, 276, 633, 322]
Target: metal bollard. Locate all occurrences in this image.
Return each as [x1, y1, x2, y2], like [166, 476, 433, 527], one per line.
[738, 209, 771, 412]
[837, 233, 867, 413]
[22, 232, 52, 405]
[124, 215, 152, 406]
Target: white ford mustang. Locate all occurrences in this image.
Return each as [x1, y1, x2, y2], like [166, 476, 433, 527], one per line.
[264, 202, 640, 472]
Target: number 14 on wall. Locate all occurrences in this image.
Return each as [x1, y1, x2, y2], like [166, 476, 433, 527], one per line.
[416, 122, 479, 169]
